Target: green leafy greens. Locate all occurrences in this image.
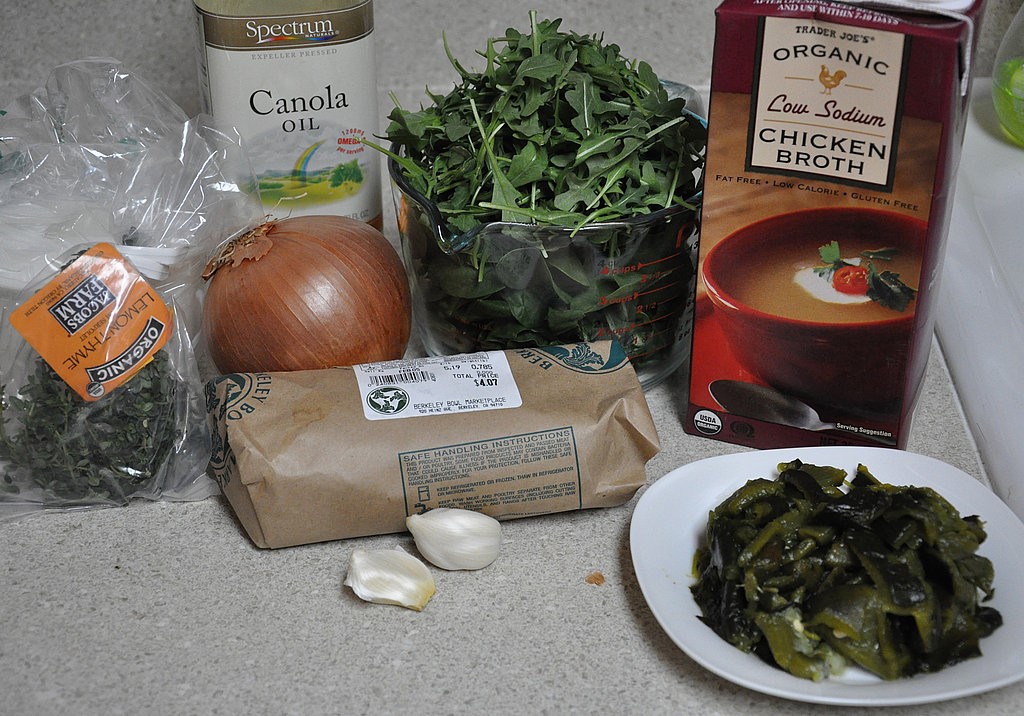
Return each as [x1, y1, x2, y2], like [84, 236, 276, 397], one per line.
[381, 12, 705, 232]
[1, 351, 178, 505]
[373, 12, 707, 368]
[691, 460, 1002, 682]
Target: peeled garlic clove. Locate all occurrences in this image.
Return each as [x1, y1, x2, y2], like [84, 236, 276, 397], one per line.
[406, 507, 502, 570]
[343, 548, 436, 611]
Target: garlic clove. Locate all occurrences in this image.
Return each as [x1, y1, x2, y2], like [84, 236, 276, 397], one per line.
[406, 507, 502, 570]
[343, 548, 436, 611]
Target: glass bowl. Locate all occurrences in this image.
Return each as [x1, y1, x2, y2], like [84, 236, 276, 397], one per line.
[388, 95, 705, 389]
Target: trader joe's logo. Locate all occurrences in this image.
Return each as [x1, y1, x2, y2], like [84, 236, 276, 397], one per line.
[748, 17, 908, 189]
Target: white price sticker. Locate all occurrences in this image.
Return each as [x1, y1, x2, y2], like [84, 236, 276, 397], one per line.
[353, 351, 523, 421]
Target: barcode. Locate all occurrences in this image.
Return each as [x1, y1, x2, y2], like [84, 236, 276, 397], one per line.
[367, 369, 437, 386]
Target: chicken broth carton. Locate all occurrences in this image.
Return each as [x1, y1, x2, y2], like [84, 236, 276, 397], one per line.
[685, 0, 985, 449]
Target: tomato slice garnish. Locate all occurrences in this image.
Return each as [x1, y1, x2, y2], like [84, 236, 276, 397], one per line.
[832, 264, 869, 294]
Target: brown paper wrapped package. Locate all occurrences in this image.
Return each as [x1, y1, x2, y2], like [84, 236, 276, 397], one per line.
[206, 341, 660, 548]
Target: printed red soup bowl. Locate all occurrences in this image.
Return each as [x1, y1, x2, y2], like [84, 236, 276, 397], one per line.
[700, 207, 927, 411]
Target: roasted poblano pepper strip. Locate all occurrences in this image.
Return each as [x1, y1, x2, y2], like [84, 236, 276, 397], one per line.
[754, 607, 843, 681]
[806, 584, 910, 680]
[691, 460, 1002, 681]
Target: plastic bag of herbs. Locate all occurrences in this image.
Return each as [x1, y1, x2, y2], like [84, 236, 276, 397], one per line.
[0, 59, 262, 518]
[376, 12, 707, 377]
[0, 281, 208, 515]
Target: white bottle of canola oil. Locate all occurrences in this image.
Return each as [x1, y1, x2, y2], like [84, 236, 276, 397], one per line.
[194, 0, 382, 228]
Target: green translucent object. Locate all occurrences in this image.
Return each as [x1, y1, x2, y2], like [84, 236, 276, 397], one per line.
[992, 6, 1024, 147]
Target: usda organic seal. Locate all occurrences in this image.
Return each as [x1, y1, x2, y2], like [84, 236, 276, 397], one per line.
[693, 409, 723, 436]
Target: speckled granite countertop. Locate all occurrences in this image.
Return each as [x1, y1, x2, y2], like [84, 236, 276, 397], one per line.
[1, 2, 1022, 714]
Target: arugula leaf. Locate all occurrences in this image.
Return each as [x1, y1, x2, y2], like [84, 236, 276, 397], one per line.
[506, 142, 546, 187]
[382, 11, 705, 230]
[379, 12, 706, 371]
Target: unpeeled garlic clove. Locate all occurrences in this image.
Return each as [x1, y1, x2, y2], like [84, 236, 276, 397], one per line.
[343, 548, 436, 611]
[406, 507, 501, 570]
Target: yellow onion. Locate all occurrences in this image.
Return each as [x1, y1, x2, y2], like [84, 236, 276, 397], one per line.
[202, 215, 411, 373]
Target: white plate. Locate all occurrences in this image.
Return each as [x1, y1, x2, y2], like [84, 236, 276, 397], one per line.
[630, 446, 1024, 706]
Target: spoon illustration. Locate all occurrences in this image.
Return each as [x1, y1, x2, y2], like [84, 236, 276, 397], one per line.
[708, 379, 895, 445]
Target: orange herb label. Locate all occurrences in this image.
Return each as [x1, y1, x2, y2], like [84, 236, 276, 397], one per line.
[8, 243, 173, 401]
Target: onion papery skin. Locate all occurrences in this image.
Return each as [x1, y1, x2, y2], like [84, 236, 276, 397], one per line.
[202, 216, 412, 373]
